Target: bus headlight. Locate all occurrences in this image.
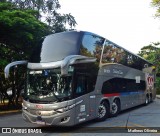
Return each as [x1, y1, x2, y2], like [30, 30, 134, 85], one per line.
[55, 104, 76, 113]
[22, 102, 28, 110]
[55, 106, 69, 113]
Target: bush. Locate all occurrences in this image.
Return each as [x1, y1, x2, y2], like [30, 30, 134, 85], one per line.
[156, 77, 160, 94]
[156, 88, 160, 94]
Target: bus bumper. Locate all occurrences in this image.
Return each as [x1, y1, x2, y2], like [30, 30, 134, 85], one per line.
[22, 109, 75, 126]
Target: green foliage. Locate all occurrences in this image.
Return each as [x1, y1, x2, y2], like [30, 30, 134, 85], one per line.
[0, 1, 16, 11]
[8, 0, 77, 31]
[156, 77, 160, 94]
[0, 2, 52, 106]
[151, 0, 160, 17]
[138, 42, 160, 94]
[138, 42, 160, 63]
[0, 2, 50, 62]
[0, 1, 77, 106]
[138, 43, 160, 74]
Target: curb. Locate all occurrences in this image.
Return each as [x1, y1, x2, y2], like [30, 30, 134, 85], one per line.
[0, 110, 21, 116]
[156, 95, 160, 99]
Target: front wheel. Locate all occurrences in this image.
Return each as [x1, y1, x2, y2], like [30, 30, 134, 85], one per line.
[97, 101, 109, 121]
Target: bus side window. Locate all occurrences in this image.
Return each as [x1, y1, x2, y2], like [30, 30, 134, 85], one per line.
[102, 81, 113, 94]
[75, 75, 87, 95]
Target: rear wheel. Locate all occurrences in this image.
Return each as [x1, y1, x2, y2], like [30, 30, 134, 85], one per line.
[110, 99, 120, 117]
[144, 95, 149, 105]
[149, 93, 153, 103]
[97, 101, 109, 121]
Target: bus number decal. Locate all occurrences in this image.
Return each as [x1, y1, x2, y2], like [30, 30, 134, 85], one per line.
[79, 118, 86, 122]
[146, 74, 154, 89]
[80, 105, 85, 112]
[135, 76, 141, 83]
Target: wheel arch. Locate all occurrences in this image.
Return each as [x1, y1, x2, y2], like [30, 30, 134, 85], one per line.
[113, 97, 121, 110]
[100, 98, 110, 109]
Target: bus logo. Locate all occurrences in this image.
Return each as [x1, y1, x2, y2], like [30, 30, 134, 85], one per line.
[35, 105, 43, 109]
[146, 74, 154, 88]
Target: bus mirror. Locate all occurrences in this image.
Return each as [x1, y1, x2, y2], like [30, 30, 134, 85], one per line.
[4, 60, 27, 78]
[61, 55, 84, 75]
[61, 66, 68, 75]
[61, 55, 96, 75]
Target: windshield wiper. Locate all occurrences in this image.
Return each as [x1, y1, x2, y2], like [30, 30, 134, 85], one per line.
[30, 90, 51, 95]
[29, 90, 60, 102]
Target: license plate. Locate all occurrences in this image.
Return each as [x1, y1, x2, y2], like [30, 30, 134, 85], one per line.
[36, 120, 45, 125]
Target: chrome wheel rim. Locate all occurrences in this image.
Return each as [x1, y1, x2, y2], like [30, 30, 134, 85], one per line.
[98, 104, 106, 118]
[146, 97, 149, 104]
[111, 102, 118, 114]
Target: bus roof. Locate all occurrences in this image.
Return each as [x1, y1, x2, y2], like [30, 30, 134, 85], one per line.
[30, 30, 153, 66]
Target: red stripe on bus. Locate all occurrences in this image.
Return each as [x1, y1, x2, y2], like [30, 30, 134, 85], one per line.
[103, 93, 120, 97]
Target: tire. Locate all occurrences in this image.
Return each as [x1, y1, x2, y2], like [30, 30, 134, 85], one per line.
[110, 99, 120, 117]
[150, 94, 153, 103]
[97, 101, 109, 121]
[144, 95, 149, 106]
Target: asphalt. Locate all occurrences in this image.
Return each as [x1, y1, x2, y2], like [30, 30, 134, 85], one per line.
[0, 95, 160, 116]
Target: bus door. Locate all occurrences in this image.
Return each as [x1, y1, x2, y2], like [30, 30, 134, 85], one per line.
[74, 74, 96, 124]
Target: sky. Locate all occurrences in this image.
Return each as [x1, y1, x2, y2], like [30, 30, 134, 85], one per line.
[59, 0, 160, 53]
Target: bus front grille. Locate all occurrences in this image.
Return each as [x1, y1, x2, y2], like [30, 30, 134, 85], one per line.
[27, 109, 57, 116]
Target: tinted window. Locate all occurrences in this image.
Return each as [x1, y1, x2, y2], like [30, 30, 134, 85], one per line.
[75, 75, 87, 95]
[73, 63, 99, 97]
[102, 78, 146, 94]
[102, 40, 125, 63]
[102, 40, 151, 70]
[29, 31, 81, 63]
[80, 34, 105, 62]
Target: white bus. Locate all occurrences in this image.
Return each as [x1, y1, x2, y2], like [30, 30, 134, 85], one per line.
[5, 31, 156, 126]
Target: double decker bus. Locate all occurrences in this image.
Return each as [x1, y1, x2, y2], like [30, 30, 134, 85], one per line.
[5, 31, 156, 126]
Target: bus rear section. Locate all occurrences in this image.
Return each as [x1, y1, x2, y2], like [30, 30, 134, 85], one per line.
[95, 63, 156, 121]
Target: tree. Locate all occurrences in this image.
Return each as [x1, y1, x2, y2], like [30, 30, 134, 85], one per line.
[152, 0, 160, 17]
[7, 0, 77, 32]
[0, 2, 51, 106]
[0, 2, 51, 71]
[138, 43, 158, 63]
[138, 42, 160, 93]
[150, 0, 160, 92]
[0, 0, 77, 107]
[138, 42, 160, 65]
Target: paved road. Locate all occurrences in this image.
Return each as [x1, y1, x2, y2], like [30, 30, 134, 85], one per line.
[0, 99, 160, 136]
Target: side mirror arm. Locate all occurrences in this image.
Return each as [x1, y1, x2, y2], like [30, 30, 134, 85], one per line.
[4, 60, 28, 78]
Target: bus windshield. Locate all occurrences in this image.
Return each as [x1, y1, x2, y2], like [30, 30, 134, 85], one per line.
[29, 31, 81, 63]
[25, 68, 73, 103]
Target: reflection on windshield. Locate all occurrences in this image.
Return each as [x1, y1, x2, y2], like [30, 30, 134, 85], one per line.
[26, 68, 73, 102]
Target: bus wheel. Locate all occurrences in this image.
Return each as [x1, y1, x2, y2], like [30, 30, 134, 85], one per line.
[150, 94, 153, 103]
[145, 95, 149, 105]
[97, 101, 109, 121]
[110, 99, 120, 117]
